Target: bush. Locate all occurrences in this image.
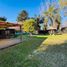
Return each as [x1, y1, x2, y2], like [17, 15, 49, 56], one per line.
[22, 19, 35, 33]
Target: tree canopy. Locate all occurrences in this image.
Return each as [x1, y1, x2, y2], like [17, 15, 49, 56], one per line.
[17, 10, 28, 22]
[22, 19, 35, 33]
[0, 17, 7, 22]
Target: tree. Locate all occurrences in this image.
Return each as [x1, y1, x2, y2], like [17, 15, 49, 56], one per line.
[17, 10, 28, 22]
[44, 5, 61, 31]
[55, 14, 61, 30]
[59, 0, 67, 8]
[44, 5, 54, 25]
[44, 17, 48, 30]
[36, 17, 40, 31]
[59, 0, 67, 17]
[0, 17, 7, 22]
[22, 19, 35, 34]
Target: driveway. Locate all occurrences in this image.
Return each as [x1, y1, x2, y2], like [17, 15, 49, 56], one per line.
[0, 38, 22, 49]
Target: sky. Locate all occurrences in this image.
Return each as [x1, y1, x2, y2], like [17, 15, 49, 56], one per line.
[0, 0, 41, 22]
[0, 0, 67, 26]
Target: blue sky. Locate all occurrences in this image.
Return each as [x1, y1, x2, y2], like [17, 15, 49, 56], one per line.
[0, 0, 67, 25]
[0, 0, 41, 22]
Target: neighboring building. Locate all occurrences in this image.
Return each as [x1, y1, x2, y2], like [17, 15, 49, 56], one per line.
[47, 26, 57, 34]
[61, 22, 67, 33]
[61, 27, 67, 33]
[0, 21, 20, 39]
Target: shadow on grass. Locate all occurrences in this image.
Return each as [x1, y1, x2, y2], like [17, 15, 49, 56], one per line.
[22, 43, 67, 67]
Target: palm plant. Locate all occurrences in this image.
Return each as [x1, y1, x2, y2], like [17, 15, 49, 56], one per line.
[44, 5, 61, 32]
[44, 5, 54, 30]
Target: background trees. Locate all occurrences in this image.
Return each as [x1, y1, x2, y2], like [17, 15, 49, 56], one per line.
[17, 0, 63, 34]
[17, 10, 28, 22]
[59, 0, 67, 8]
[0, 17, 7, 22]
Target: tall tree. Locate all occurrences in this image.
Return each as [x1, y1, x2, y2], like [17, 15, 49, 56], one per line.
[53, 8, 61, 31]
[17, 10, 28, 22]
[0, 17, 7, 22]
[44, 5, 61, 31]
[44, 5, 54, 29]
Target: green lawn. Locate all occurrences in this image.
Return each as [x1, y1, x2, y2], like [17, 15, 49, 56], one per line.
[0, 35, 46, 67]
[0, 35, 67, 67]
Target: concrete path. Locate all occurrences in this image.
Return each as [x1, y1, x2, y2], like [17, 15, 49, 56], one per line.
[0, 38, 22, 49]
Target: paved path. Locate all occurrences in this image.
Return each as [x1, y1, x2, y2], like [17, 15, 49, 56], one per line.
[0, 38, 22, 49]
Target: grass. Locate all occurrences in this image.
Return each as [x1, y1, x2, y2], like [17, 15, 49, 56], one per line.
[0, 34, 67, 67]
[0, 35, 46, 67]
[25, 43, 67, 67]
[42, 34, 67, 45]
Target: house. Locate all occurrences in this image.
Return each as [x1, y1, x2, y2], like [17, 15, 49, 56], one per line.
[0, 21, 21, 39]
[47, 26, 57, 34]
[61, 27, 67, 33]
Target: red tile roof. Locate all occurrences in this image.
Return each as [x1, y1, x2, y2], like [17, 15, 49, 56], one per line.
[0, 21, 20, 28]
